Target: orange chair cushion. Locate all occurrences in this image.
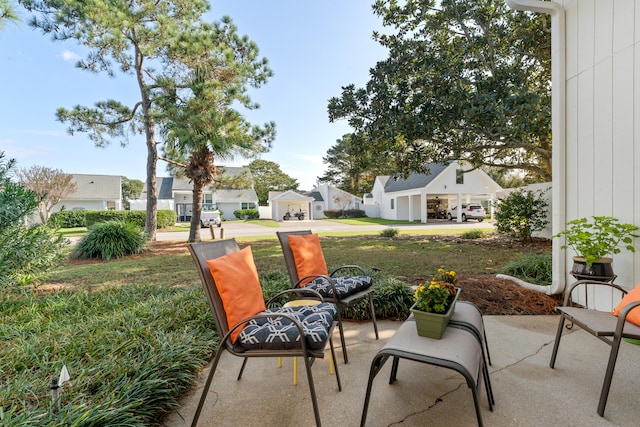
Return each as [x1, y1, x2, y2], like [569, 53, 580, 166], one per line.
[206, 246, 266, 343]
[611, 284, 640, 327]
[287, 234, 329, 285]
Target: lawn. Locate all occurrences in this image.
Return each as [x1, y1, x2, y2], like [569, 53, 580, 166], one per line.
[0, 230, 535, 426]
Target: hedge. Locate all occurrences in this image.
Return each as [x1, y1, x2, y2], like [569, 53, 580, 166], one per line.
[233, 209, 259, 219]
[323, 209, 367, 219]
[49, 210, 176, 229]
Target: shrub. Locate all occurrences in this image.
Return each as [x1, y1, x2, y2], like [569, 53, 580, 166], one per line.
[340, 273, 414, 320]
[156, 209, 177, 228]
[462, 229, 484, 239]
[500, 252, 552, 286]
[49, 209, 87, 228]
[0, 153, 68, 288]
[494, 188, 549, 242]
[233, 209, 259, 220]
[323, 209, 366, 218]
[379, 228, 400, 238]
[72, 220, 147, 260]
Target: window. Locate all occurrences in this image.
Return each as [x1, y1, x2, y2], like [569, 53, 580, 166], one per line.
[391, 199, 395, 210]
[203, 194, 213, 204]
[241, 202, 256, 209]
[456, 169, 464, 184]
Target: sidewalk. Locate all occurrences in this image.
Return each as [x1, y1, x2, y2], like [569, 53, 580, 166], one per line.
[161, 315, 639, 427]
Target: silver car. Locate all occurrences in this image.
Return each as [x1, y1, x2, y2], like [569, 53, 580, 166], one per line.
[447, 204, 486, 222]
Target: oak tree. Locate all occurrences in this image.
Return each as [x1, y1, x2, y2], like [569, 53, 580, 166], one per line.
[248, 159, 298, 205]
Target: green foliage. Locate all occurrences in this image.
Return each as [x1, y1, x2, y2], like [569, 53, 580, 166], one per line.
[340, 273, 415, 321]
[553, 216, 639, 266]
[323, 209, 366, 219]
[48, 209, 87, 228]
[500, 252, 552, 286]
[328, 0, 552, 181]
[121, 177, 144, 210]
[494, 189, 549, 242]
[72, 221, 147, 260]
[233, 209, 259, 220]
[157, 209, 177, 228]
[0, 283, 215, 426]
[0, 153, 68, 288]
[462, 229, 484, 239]
[379, 228, 399, 238]
[248, 160, 298, 205]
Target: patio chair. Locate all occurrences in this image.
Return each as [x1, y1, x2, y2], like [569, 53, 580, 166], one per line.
[188, 239, 342, 427]
[277, 230, 379, 364]
[550, 279, 640, 416]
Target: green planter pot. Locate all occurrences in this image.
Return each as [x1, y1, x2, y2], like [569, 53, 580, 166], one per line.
[411, 288, 461, 339]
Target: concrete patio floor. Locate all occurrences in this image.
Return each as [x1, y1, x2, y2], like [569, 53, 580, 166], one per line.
[161, 315, 639, 427]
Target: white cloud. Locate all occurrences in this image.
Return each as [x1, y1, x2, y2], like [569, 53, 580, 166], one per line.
[60, 50, 81, 62]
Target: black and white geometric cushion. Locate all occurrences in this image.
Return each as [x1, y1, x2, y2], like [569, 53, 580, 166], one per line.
[236, 302, 337, 351]
[305, 276, 372, 299]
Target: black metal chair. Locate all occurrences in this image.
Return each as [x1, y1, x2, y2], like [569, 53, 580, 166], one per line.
[188, 239, 341, 426]
[277, 230, 379, 364]
[550, 279, 640, 416]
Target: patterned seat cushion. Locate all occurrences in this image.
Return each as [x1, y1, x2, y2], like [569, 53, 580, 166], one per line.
[305, 276, 373, 299]
[236, 303, 337, 351]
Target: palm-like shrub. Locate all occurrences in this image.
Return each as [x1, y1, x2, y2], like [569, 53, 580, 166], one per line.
[73, 220, 147, 260]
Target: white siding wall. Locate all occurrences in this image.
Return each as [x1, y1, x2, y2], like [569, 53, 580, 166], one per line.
[564, 0, 640, 304]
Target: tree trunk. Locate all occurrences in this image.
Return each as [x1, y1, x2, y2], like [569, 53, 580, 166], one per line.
[189, 183, 204, 243]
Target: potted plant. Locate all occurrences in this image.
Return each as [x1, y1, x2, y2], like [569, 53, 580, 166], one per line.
[553, 216, 639, 281]
[411, 268, 461, 338]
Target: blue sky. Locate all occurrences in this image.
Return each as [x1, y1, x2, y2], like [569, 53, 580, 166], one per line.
[0, 1, 387, 191]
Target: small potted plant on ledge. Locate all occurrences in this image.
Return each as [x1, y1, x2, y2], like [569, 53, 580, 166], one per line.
[553, 216, 639, 282]
[411, 268, 461, 338]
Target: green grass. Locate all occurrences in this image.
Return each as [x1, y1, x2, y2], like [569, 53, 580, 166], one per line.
[2, 231, 539, 425]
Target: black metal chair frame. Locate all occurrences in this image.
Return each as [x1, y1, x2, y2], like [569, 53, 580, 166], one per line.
[550, 279, 640, 416]
[276, 230, 379, 364]
[188, 239, 341, 427]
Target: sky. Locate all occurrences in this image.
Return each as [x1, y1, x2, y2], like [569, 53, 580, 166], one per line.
[0, 1, 388, 191]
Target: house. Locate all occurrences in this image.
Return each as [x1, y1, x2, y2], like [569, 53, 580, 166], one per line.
[267, 183, 362, 221]
[364, 161, 502, 223]
[53, 174, 122, 213]
[506, 0, 640, 302]
[130, 166, 259, 221]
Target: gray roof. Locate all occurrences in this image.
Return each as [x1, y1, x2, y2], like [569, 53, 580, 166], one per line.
[216, 188, 258, 203]
[70, 174, 121, 199]
[305, 191, 324, 202]
[383, 163, 449, 193]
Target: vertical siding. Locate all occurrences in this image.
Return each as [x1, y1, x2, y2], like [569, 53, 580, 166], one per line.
[565, 0, 639, 299]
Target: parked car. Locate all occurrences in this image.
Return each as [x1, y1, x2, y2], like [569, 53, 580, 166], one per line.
[200, 204, 222, 228]
[447, 204, 486, 222]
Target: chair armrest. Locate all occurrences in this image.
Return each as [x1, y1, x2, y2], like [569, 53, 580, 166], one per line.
[330, 265, 368, 276]
[266, 288, 325, 307]
[295, 274, 340, 297]
[563, 280, 629, 306]
[614, 299, 640, 337]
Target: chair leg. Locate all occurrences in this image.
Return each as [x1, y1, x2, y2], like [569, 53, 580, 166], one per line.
[597, 335, 623, 416]
[302, 355, 322, 427]
[191, 348, 226, 427]
[237, 357, 249, 380]
[549, 315, 566, 368]
[369, 292, 379, 340]
[335, 309, 349, 364]
[329, 335, 342, 391]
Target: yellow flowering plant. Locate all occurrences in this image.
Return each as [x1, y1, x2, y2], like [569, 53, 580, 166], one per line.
[413, 269, 458, 313]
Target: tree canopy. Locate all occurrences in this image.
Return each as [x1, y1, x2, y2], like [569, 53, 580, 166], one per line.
[248, 159, 298, 205]
[328, 0, 552, 182]
[20, 0, 254, 240]
[15, 165, 77, 223]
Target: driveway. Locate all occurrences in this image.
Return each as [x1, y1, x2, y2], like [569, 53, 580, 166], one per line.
[156, 219, 495, 241]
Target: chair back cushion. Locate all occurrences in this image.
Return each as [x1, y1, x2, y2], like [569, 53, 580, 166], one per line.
[287, 234, 329, 285]
[611, 284, 640, 327]
[206, 246, 266, 343]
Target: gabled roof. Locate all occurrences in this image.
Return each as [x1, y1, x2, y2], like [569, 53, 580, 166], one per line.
[216, 188, 258, 203]
[305, 190, 324, 202]
[268, 190, 314, 202]
[383, 163, 449, 192]
[68, 174, 121, 200]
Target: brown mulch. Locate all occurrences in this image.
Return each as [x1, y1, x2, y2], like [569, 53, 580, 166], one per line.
[65, 237, 561, 315]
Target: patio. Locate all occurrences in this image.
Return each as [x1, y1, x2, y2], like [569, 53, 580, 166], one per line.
[161, 315, 638, 427]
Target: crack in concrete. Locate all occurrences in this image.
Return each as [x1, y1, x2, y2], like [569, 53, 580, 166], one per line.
[386, 381, 466, 426]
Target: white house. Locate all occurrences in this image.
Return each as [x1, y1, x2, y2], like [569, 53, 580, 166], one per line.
[53, 174, 122, 213]
[130, 166, 259, 221]
[506, 0, 640, 304]
[268, 183, 362, 221]
[365, 162, 502, 223]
